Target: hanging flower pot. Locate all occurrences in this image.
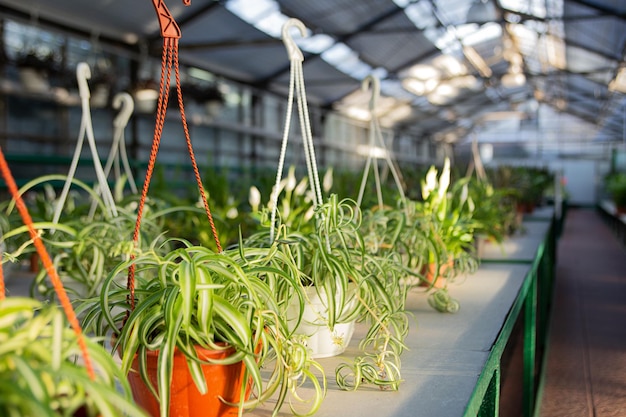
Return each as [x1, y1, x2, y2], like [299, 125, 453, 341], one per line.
[127, 345, 251, 417]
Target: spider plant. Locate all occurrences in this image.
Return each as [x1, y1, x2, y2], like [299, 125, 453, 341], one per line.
[247, 191, 411, 390]
[0, 296, 148, 417]
[78, 236, 325, 417]
[0, 175, 171, 300]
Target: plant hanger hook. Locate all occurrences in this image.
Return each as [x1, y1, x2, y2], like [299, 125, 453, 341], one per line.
[151, 0, 190, 39]
[362, 74, 380, 112]
[281, 18, 307, 62]
[113, 92, 134, 129]
[87, 91, 137, 218]
[76, 62, 91, 99]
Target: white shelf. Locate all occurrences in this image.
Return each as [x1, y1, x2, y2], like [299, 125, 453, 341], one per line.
[252, 264, 533, 417]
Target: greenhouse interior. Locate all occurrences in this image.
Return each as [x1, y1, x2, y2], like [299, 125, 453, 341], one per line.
[0, 0, 625, 416]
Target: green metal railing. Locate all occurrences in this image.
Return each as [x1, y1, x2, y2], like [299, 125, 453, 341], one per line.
[464, 216, 556, 417]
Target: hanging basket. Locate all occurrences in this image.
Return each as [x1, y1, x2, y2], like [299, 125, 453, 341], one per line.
[128, 345, 251, 417]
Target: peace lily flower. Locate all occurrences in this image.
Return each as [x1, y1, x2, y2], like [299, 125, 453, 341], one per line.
[422, 166, 438, 200]
[285, 166, 297, 192]
[323, 167, 334, 193]
[460, 183, 469, 207]
[249, 186, 261, 212]
[303, 205, 315, 223]
[294, 177, 308, 196]
[438, 158, 450, 200]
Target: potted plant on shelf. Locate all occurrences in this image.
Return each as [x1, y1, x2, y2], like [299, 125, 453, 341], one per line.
[407, 158, 480, 313]
[79, 235, 325, 417]
[467, 176, 519, 255]
[605, 172, 626, 214]
[0, 296, 149, 417]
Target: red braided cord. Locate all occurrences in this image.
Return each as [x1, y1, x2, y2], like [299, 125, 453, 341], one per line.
[126, 39, 174, 309]
[173, 45, 222, 253]
[127, 37, 223, 308]
[0, 146, 96, 380]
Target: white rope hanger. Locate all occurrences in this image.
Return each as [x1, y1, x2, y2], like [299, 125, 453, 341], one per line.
[356, 74, 407, 210]
[270, 18, 324, 242]
[88, 92, 137, 218]
[52, 62, 118, 227]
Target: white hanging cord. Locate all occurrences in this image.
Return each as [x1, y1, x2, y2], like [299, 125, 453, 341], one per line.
[295, 61, 323, 207]
[52, 63, 117, 228]
[356, 75, 406, 210]
[373, 103, 407, 207]
[471, 134, 487, 181]
[100, 92, 136, 192]
[114, 93, 138, 194]
[356, 148, 374, 208]
[270, 18, 324, 242]
[269, 57, 298, 242]
[88, 92, 136, 217]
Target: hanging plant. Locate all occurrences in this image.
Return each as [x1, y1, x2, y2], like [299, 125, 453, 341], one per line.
[79, 237, 325, 417]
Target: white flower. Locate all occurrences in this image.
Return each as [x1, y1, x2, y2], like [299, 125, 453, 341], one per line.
[438, 158, 450, 199]
[303, 205, 315, 222]
[422, 166, 437, 199]
[226, 207, 238, 219]
[304, 190, 315, 204]
[460, 183, 468, 206]
[294, 177, 308, 196]
[248, 186, 261, 212]
[323, 168, 334, 193]
[285, 166, 297, 192]
[268, 185, 278, 210]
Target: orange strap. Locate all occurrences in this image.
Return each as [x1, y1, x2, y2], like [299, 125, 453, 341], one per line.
[0, 146, 96, 380]
[126, 34, 222, 309]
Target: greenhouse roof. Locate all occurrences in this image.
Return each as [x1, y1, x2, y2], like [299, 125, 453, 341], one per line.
[0, 0, 624, 143]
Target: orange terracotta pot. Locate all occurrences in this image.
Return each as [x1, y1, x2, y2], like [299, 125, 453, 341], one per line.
[420, 259, 453, 289]
[128, 345, 250, 417]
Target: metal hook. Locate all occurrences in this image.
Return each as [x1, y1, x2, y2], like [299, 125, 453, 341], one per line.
[76, 62, 91, 100]
[113, 92, 135, 128]
[281, 18, 307, 62]
[362, 74, 380, 112]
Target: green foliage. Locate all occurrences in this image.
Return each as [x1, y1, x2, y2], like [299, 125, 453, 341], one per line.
[0, 297, 147, 417]
[414, 159, 479, 277]
[0, 175, 170, 300]
[488, 165, 553, 207]
[467, 177, 519, 242]
[606, 172, 626, 208]
[79, 238, 325, 417]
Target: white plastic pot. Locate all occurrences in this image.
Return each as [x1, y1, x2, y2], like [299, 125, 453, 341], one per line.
[287, 284, 357, 359]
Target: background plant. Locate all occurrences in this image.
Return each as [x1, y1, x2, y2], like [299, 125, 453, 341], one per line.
[0, 175, 170, 300]
[605, 171, 626, 209]
[0, 297, 148, 417]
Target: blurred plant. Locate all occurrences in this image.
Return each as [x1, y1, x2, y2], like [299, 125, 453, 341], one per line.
[0, 297, 148, 417]
[605, 172, 626, 211]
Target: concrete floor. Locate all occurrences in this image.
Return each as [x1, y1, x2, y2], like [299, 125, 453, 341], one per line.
[538, 209, 626, 417]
